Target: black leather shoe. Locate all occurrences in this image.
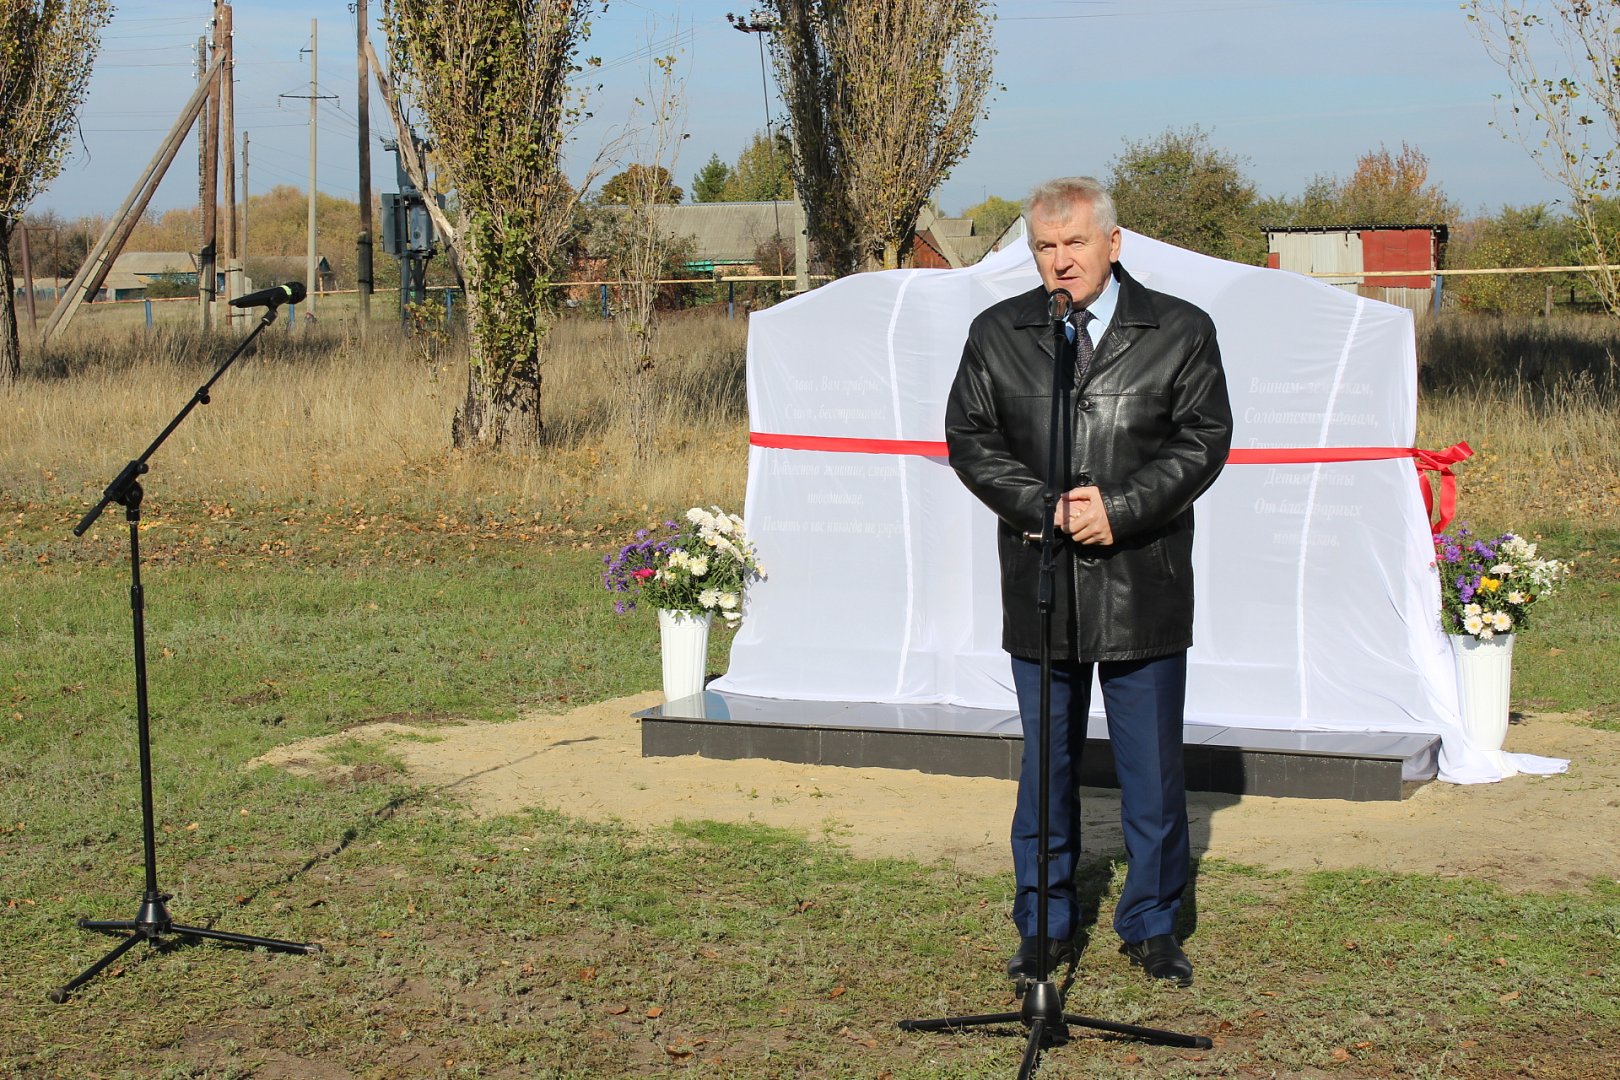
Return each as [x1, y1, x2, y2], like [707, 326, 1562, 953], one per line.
[1120, 935, 1193, 987]
[1006, 935, 1078, 980]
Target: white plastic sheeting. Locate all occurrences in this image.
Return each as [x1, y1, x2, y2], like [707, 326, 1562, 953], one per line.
[710, 233, 1566, 784]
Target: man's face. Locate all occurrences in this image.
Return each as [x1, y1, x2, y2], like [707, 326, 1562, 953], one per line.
[1030, 198, 1121, 308]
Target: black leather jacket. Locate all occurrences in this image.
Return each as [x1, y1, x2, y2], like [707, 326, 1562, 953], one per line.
[945, 263, 1232, 661]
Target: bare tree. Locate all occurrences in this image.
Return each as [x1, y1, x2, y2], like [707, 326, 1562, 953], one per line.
[1469, 0, 1620, 314]
[0, 0, 112, 388]
[610, 55, 688, 465]
[381, 0, 603, 450]
[751, 0, 995, 275]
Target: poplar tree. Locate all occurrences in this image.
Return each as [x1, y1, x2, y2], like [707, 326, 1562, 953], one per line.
[752, 0, 995, 275]
[382, 0, 598, 449]
[0, 0, 112, 388]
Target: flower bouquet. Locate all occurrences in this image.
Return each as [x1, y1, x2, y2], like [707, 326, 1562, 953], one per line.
[1434, 525, 1570, 753]
[603, 506, 766, 625]
[1433, 525, 1569, 640]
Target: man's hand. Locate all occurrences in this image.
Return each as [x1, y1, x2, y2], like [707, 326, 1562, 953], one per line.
[1056, 485, 1114, 545]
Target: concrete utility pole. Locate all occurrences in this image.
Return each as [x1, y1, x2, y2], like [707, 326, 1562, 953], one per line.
[241, 130, 249, 281]
[356, 0, 373, 333]
[280, 21, 337, 322]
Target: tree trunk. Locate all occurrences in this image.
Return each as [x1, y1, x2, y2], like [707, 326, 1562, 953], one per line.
[447, 245, 546, 452]
[0, 220, 20, 391]
[451, 354, 543, 451]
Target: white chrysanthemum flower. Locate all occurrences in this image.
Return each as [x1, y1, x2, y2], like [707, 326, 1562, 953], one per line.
[698, 588, 720, 609]
[1464, 603, 1482, 617]
[688, 557, 709, 577]
[1508, 590, 1527, 605]
[1492, 611, 1513, 631]
[1479, 626, 1495, 639]
[1463, 613, 1485, 635]
[685, 506, 708, 525]
[719, 592, 739, 609]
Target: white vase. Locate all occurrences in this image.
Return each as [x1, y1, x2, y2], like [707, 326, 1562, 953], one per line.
[658, 608, 712, 703]
[1449, 633, 1515, 751]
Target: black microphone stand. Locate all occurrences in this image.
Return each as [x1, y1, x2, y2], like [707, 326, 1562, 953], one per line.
[899, 291, 1209, 1075]
[49, 304, 320, 1004]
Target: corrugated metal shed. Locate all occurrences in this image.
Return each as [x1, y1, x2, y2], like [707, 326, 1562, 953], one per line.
[1264, 224, 1448, 319]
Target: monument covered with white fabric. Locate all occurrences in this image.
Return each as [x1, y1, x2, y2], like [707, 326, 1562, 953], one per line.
[710, 232, 1560, 784]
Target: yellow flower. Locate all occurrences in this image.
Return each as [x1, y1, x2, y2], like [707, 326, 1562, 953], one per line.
[1480, 577, 1502, 592]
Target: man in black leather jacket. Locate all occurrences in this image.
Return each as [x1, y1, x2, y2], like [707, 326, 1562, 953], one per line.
[945, 176, 1232, 987]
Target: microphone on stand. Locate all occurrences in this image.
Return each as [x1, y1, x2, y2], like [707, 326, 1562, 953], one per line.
[229, 281, 307, 309]
[1046, 287, 1072, 323]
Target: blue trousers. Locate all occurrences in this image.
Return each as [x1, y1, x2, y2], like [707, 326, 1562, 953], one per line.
[1009, 651, 1189, 944]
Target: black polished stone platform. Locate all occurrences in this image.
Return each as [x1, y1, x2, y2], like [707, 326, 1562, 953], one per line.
[635, 689, 1438, 802]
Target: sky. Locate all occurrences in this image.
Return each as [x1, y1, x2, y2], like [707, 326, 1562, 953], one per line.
[37, 0, 1565, 226]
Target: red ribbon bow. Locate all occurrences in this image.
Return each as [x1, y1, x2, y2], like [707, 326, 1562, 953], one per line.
[1412, 441, 1473, 535]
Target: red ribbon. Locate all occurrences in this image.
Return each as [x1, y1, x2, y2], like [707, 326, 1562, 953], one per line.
[747, 434, 1475, 535]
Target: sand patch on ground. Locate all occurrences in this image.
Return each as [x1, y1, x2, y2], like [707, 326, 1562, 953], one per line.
[256, 693, 1618, 892]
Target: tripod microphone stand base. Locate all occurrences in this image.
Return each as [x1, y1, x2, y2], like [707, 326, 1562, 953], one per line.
[900, 974, 1211, 1079]
[49, 890, 321, 1003]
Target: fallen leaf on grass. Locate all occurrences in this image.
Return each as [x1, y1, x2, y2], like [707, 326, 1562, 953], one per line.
[828, 986, 846, 998]
[578, 966, 596, 982]
[605, 1004, 629, 1016]
[646, 1006, 664, 1018]
[1121, 1053, 1141, 1064]
[1499, 991, 1520, 1003]
[1331, 1047, 1351, 1062]
[1341, 939, 1358, 951]
[1492, 957, 1508, 966]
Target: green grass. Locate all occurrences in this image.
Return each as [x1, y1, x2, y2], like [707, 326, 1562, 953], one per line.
[2, 498, 1617, 1078]
[1466, 521, 1620, 730]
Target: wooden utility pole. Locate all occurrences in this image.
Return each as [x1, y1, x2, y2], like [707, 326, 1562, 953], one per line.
[356, 0, 373, 332]
[42, 52, 226, 342]
[197, 33, 218, 329]
[307, 18, 318, 317]
[220, 1, 238, 322]
[196, 33, 215, 330]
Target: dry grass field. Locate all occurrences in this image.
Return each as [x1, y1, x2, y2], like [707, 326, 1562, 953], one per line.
[8, 303, 1617, 533]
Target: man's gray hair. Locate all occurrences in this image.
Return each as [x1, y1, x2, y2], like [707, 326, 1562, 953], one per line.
[1023, 177, 1118, 249]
